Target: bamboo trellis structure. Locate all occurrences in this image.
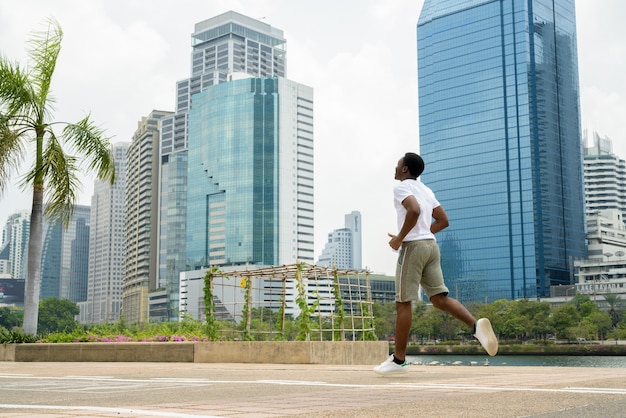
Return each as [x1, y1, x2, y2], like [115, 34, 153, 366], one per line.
[202, 263, 377, 341]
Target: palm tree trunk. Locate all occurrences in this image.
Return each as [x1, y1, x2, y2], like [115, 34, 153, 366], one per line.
[23, 185, 44, 335]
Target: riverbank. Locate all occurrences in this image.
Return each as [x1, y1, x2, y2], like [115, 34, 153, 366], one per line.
[403, 342, 626, 356]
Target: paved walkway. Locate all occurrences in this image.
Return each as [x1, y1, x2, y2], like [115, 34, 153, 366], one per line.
[1, 362, 626, 417]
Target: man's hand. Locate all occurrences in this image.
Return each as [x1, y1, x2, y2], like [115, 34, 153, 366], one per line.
[388, 233, 402, 251]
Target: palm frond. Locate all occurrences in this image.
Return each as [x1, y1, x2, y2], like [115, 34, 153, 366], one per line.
[63, 115, 115, 184]
[26, 17, 62, 117]
[0, 118, 26, 194]
[40, 132, 79, 226]
[0, 56, 37, 123]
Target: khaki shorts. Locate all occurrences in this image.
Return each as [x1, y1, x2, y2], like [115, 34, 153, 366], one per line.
[395, 239, 449, 301]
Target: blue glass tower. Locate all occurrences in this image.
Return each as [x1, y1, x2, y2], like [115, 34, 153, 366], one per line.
[39, 205, 90, 302]
[186, 77, 314, 269]
[417, 0, 586, 302]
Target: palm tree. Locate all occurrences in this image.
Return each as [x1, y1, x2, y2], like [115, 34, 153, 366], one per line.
[0, 18, 115, 335]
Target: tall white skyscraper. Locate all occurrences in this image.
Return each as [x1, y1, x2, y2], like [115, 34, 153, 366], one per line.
[80, 143, 129, 324]
[1, 211, 30, 280]
[318, 211, 362, 270]
[583, 131, 626, 223]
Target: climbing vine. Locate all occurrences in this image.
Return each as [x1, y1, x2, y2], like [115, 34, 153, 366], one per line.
[203, 266, 221, 340]
[332, 268, 346, 341]
[295, 263, 317, 341]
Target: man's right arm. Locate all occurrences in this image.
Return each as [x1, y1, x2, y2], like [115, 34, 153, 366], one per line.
[388, 195, 420, 251]
[431, 205, 449, 234]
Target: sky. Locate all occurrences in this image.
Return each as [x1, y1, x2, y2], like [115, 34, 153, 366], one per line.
[0, 0, 625, 276]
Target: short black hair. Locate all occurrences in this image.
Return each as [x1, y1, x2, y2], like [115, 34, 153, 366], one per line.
[403, 152, 425, 177]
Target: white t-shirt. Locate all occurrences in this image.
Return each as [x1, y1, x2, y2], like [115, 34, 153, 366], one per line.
[393, 179, 440, 242]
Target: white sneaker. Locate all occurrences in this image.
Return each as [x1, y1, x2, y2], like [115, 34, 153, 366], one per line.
[373, 355, 409, 375]
[474, 318, 498, 356]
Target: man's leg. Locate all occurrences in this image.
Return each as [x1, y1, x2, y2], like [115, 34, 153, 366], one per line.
[429, 293, 475, 328]
[393, 301, 412, 360]
[373, 300, 412, 374]
[430, 292, 498, 356]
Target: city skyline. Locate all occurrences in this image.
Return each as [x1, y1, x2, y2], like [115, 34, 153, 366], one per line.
[0, 0, 624, 276]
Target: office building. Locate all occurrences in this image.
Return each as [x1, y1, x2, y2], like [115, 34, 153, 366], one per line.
[123, 110, 173, 323]
[159, 11, 309, 320]
[318, 211, 362, 270]
[583, 132, 626, 222]
[417, 0, 586, 302]
[1, 211, 30, 281]
[186, 77, 314, 270]
[40, 222, 61, 299]
[40, 205, 90, 302]
[79, 143, 129, 324]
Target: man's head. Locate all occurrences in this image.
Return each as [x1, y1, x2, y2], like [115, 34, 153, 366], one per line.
[395, 152, 424, 180]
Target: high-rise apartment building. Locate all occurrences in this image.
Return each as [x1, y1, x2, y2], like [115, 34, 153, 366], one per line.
[80, 143, 129, 324]
[158, 11, 307, 320]
[40, 205, 90, 302]
[417, 0, 586, 302]
[583, 132, 626, 222]
[318, 211, 362, 270]
[123, 110, 173, 323]
[2, 211, 30, 280]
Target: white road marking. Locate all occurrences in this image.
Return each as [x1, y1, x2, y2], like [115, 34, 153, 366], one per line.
[388, 382, 626, 395]
[2, 375, 626, 395]
[0, 404, 221, 417]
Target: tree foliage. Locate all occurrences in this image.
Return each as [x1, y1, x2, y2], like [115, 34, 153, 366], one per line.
[0, 307, 23, 330]
[37, 297, 79, 334]
[373, 293, 626, 343]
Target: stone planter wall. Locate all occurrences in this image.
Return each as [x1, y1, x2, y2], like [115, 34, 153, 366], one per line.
[0, 341, 388, 365]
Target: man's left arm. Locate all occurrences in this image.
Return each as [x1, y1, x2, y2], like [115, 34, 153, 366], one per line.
[431, 205, 449, 234]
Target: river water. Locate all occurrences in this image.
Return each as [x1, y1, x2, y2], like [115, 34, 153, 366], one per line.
[406, 354, 626, 368]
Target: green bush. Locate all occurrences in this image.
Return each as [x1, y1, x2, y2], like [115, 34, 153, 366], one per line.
[0, 327, 38, 343]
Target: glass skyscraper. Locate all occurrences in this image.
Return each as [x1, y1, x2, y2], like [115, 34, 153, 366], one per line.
[158, 11, 312, 320]
[417, 0, 586, 302]
[186, 77, 314, 269]
[18, 205, 90, 302]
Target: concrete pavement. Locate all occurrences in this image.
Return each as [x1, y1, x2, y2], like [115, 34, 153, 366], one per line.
[1, 361, 626, 417]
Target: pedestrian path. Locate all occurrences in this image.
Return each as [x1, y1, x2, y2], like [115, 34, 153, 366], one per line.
[1, 362, 625, 417]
